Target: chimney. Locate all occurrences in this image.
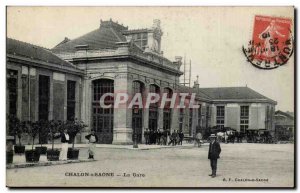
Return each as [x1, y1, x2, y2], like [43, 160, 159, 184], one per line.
[175, 56, 182, 63]
[153, 19, 161, 29]
[174, 56, 183, 68]
[193, 75, 200, 89]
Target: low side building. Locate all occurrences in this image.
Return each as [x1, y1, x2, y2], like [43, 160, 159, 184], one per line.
[274, 110, 294, 141]
[6, 38, 84, 142]
[199, 87, 277, 133]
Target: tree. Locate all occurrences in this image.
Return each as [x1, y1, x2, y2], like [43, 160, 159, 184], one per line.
[65, 119, 87, 149]
[48, 120, 63, 150]
[24, 121, 39, 150]
[7, 115, 24, 146]
[38, 120, 49, 146]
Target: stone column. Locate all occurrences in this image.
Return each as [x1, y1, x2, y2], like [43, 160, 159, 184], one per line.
[48, 73, 54, 121]
[142, 84, 149, 143]
[75, 77, 82, 120]
[29, 68, 37, 121]
[80, 78, 91, 127]
[210, 104, 216, 127]
[171, 108, 179, 131]
[157, 87, 164, 130]
[113, 73, 133, 145]
[183, 108, 189, 135]
[80, 77, 90, 142]
[192, 108, 198, 136]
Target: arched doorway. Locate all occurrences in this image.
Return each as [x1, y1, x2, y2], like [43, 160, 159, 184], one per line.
[132, 81, 144, 143]
[92, 79, 114, 144]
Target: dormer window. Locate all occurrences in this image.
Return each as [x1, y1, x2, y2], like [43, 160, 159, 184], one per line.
[132, 33, 148, 50]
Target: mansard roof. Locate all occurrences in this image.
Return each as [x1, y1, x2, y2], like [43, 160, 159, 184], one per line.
[177, 85, 212, 101]
[7, 38, 83, 74]
[199, 86, 277, 104]
[51, 20, 127, 53]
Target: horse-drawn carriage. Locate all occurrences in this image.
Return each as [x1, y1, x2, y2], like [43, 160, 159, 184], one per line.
[245, 129, 275, 143]
[215, 127, 236, 143]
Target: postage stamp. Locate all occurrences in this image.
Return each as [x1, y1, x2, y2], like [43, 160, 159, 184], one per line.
[243, 15, 294, 69]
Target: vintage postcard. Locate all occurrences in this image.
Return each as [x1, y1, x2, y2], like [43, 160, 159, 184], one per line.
[6, 6, 295, 188]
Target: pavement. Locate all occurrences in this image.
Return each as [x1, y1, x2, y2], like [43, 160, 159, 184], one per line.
[20, 142, 199, 150]
[6, 143, 294, 188]
[7, 143, 198, 169]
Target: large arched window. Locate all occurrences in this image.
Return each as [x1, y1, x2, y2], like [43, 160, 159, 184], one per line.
[132, 81, 144, 143]
[163, 88, 172, 131]
[92, 79, 114, 144]
[148, 84, 160, 131]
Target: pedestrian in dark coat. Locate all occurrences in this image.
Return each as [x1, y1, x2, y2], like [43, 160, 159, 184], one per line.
[149, 129, 154, 144]
[144, 128, 150, 145]
[153, 130, 157, 145]
[179, 130, 184, 145]
[156, 129, 162, 145]
[162, 129, 168, 145]
[208, 134, 221, 178]
[170, 130, 177, 146]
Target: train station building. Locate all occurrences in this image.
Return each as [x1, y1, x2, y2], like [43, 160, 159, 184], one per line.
[6, 19, 277, 144]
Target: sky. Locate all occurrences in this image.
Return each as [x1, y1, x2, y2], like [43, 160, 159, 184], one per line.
[6, 6, 294, 112]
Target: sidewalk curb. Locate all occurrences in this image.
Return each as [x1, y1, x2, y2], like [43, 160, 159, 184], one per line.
[7, 159, 96, 169]
[21, 143, 209, 151]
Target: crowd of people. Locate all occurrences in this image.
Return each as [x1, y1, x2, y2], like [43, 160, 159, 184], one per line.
[143, 129, 184, 146]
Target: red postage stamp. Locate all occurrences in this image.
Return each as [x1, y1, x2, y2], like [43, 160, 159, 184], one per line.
[243, 15, 294, 69]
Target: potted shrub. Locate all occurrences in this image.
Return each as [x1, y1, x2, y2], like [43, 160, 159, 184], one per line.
[66, 119, 87, 160]
[35, 120, 48, 155]
[6, 136, 15, 164]
[24, 121, 41, 162]
[46, 120, 63, 161]
[6, 151, 14, 164]
[8, 115, 25, 154]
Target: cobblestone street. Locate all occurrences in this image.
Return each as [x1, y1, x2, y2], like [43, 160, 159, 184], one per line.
[6, 143, 294, 187]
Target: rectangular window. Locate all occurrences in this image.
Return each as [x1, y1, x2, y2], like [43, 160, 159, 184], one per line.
[132, 32, 148, 51]
[67, 80, 76, 121]
[7, 69, 18, 117]
[38, 75, 50, 121]
[216, 106, 225, 129]
[240, 106, 249, 133]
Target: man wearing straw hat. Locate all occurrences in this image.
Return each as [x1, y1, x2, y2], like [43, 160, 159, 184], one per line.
[208, 134, 221, 178]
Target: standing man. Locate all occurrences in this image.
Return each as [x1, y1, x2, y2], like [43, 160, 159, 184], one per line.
[85, 130, 98, 159]
[178, 130, 184, 145]
[171, 130, 177, 146]
[149, 129, 154, 144]
[55, 129, 70, 161]
[156, 129, 162, 145]
[153, 130, 157, 145]
[208, 134, 221, 178]
[144, 128, 150, 145]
